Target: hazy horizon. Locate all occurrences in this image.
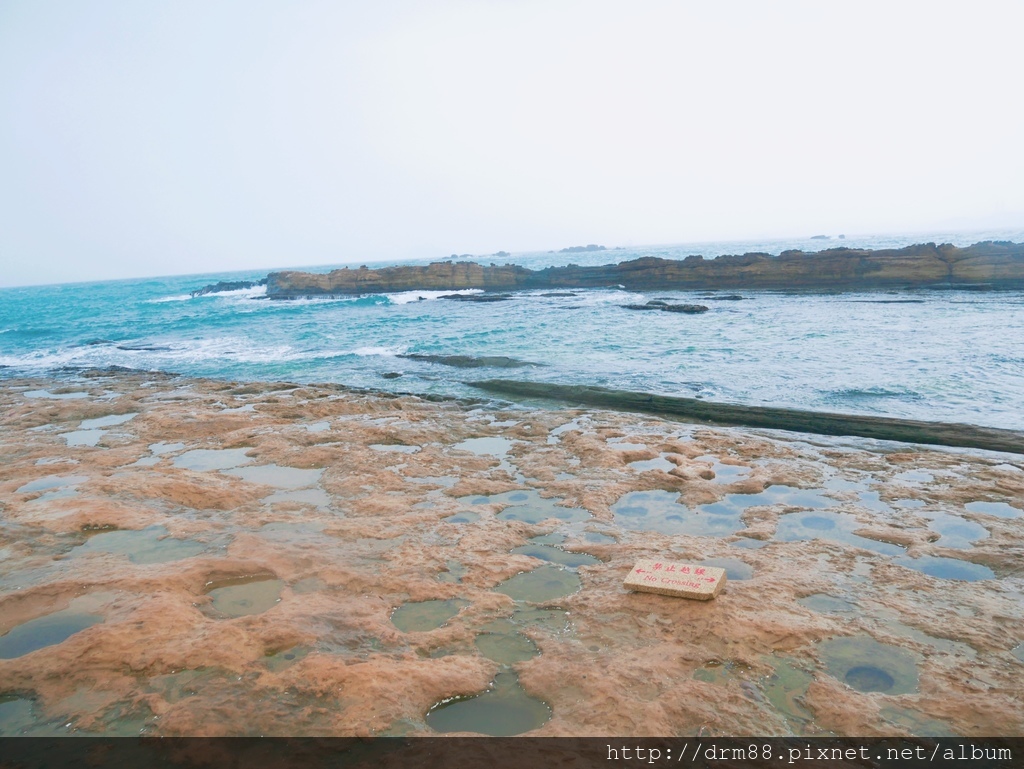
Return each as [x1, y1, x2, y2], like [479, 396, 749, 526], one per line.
[5, 224, 1024, 290]
[3, 1, 1022, 288]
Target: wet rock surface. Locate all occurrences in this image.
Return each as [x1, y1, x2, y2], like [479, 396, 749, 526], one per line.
[1, 372, 1022, 736]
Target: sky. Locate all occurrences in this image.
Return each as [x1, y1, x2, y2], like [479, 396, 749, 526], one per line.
[1, 1, 1023, 287]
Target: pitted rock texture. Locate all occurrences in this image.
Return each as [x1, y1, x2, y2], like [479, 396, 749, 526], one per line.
[0, 372, 1022, 737]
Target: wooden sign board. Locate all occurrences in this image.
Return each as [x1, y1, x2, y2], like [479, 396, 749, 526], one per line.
[624, 559, 726, 600]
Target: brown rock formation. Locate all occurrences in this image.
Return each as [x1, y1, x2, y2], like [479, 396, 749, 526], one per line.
[265, 241, 1024, 298]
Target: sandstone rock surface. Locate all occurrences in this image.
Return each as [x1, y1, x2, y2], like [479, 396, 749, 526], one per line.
[1, 372, 1022, 737]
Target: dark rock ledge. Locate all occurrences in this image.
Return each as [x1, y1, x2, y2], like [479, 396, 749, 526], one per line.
[468, 380, 1024, 455]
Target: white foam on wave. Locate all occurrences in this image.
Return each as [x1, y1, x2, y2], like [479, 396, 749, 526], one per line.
[565, 288, 646, 306]
[146, 293, 193, 303]
[147, 285, 268, 304]
[264, 294, 369, 306]
[0, 335, 301, 372]
[214, 285, 268, 299]
[385, 289, 483, 305]
[350, 345, 406, 357]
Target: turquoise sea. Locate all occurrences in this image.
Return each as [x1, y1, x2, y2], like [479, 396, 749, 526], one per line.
[3, 230, 1023, 431]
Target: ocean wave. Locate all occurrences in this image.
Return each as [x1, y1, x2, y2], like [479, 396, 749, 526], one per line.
[145, 293, 194, 303]
[552, 288, 646, 307]
[266, 294, 382, 307]
[350, 345, 406, 357]
[384, 289, 483, 305]
[147, 285, 269, 303]
[0, 335, 302, 373]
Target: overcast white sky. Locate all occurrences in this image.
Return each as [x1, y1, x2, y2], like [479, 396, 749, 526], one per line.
[1, 1, 1022, 287]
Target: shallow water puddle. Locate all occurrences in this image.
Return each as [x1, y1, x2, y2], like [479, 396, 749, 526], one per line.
[150, 441, 186, 455]
[608, 441, 647, 451]
[461, 489, 591, 524]
[693, 455, 751, 482]
[819, 635, 920, 694]
[454, 436, 515, 456]
[263, 646, 311, 672]
[732, 485, 835, 509]
[692, 658, 755, 686]
[257, 522, 327, 543]
[893, 498, 926, 508]
[893, 469, 935, 484]
[474, 631, 539, 665]
[203, 576, 284, 618]
[798, 593, 857, 614]
[1012, 643, 1024, 663]
[511, 543, 599, 568]
[304, 421, 330, 433]
[628, 454, 676, 473]
[614, 484, 845, 538]
[494, 564, 580, 602]
[612, 490, 742, 537]
[546, 417, 585, 445]
[0, 609, 103, 659]
[391, 599, 468, 632]
[437, 560, 468, 584]
[853, 490, 892, 513]
[922, 511, 989, 549]
[453, 436, 523, 479]
[61, 429, 106, 447]
[24, 389, 88, 400]
[965, 500, 1022, 518]
[74, 525, 206, 564]
[0, 696, 36, 735]
[261, 488, 332, 508]
[509, 606, 571, 634]
[369, 443, 420, 453]
[425, 669, 551, 735]
[16, 475, 89, 494]
[443, 511, 480, 524]
[698, 557, 753, 580]
[895, 555, 994, 581]
[173, 448, 253, 471]
[775, 511, 904, 555]
[762, 657, 816, 730]
[146, 667, 225, 705]
[223, 463, 323, 489]
[80, 413, 137, 429]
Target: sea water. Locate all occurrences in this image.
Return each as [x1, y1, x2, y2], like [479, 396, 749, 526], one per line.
[2, 230, 1023, 430]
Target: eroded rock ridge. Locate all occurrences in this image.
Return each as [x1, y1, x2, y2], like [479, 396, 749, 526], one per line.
[265, 241, 1024, 298]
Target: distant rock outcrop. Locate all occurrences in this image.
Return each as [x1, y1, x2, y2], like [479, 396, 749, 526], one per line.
[559, 244, 607, 253]
[264, 241, 1024, 299]
[622, 300, 709, 314]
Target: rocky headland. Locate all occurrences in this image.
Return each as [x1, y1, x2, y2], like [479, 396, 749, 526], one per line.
[263, 241, 1024, 298]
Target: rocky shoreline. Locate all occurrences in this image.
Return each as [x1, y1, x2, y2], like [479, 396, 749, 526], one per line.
[256, 241, 1024, 299]
[1, 372, 1022, 737]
